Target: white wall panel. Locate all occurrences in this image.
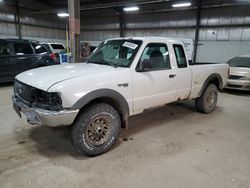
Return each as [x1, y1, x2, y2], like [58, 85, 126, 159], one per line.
[242, 28, 250, 40]
[229, 28, 243, 41]
[0, 22, 17, 36]
[124, 29, 196, 40]
[206, 29, 217, 40]
[196, 41, 250, 63]
[21, 25, 65, 39]
[81, 31, 119, 41]
[217, 29, 230, 40]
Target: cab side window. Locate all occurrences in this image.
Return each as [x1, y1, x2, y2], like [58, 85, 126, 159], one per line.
[138, 43, 171, 71]
[173, 44, 187, 68]
[32, 43, 47, 54]
[14, 43, 34, 55]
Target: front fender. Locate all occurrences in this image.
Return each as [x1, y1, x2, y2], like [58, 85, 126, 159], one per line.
[72, 89, 130, 122]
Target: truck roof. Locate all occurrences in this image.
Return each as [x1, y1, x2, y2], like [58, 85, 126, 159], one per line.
[238, 55, 250, 58]
[106, 37, 184, 44]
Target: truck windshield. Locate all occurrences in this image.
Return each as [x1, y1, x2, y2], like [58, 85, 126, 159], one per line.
[227, 57, 250, 68]
[88, 40, 142, 68]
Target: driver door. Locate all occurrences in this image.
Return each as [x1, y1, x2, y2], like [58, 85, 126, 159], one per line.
[132, 43, 177, 114]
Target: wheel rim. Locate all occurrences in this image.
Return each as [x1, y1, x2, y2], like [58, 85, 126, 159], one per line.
[85, 115, 112, 146]
[206, 89, 217, 110]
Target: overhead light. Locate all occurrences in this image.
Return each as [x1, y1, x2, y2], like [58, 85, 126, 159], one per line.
[172, 2, 191, 8]
[57, 13, 69, 17]
[123, 6, 139, 12]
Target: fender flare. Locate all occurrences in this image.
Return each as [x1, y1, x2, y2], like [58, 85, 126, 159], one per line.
[198, 73, 223, 97]
[72, 89, 130, 122]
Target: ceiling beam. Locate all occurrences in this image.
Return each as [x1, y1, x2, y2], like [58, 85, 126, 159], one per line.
[33, 0, 174, 14]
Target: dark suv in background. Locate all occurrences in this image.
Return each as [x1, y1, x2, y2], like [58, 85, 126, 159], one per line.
[0, 39, 59, 83]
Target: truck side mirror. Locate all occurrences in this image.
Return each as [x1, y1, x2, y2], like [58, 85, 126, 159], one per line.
[137, 59, 153, 72]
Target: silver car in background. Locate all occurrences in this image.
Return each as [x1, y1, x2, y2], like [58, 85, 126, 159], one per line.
[226, 55, 250, 90]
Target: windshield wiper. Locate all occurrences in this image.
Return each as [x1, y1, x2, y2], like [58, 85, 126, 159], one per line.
[88, 60, 117, 68]
[103, 61, 117, 68]
[84, 60, 89, 64]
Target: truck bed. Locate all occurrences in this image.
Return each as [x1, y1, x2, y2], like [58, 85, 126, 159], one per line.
[189, 62, 221, 65]
[188, 63, 229, 99]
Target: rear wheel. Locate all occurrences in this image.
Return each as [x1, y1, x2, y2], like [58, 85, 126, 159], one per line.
[195, 84, 218, 114]
[71, 103, 121, 157]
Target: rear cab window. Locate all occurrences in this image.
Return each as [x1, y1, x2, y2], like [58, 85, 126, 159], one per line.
[173, 44, 188, 68]
[14, 42, 34, 55]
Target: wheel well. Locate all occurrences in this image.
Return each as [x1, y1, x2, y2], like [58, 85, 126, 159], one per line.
[198, 74, 223, 97]
[208, 78, 220, 89]
[77, 97, 128, 129]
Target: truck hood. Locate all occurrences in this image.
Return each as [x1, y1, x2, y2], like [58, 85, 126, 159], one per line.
[16, 63, 127, 91]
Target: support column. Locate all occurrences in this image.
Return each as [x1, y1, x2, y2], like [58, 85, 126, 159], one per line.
[193, 0, 202, 63]
[15, 0, 22, 39]
[119, 12, 125, 37]
[68, 0, 80, 63]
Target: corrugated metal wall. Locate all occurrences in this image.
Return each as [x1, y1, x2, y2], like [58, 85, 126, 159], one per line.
[196, 6, 250, 62]
[196, 41, 250, 63]
[80, 15, 120, 41]
[0, 3, 250, 62]
[0, 5, 66, 44]
[124, 10, 196, 39]
[125, 29, 196, 39]
[80, 5, 250, 63]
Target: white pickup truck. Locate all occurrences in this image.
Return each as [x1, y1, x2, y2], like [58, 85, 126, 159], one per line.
[12, 37, 228, 156]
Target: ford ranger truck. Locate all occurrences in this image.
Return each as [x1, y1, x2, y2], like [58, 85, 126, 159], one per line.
[12, 37, 229, 156]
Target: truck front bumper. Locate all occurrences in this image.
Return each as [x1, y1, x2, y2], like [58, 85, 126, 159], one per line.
[12, 96, 79, 127]
[225, 79, 250, 91]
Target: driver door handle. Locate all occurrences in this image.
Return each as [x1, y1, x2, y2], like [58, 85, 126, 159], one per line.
[169, 74, 176, 78]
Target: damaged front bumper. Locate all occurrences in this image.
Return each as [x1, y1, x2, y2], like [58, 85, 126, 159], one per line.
[225, 79, 250, 91]
[12, 95, 79, 127]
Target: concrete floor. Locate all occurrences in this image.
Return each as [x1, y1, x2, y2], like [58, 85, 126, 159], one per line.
[0, 85, 250, 188]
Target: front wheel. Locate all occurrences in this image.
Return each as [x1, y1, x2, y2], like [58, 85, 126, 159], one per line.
[71, 103, 121, 157]
[195, 84, 218, 114]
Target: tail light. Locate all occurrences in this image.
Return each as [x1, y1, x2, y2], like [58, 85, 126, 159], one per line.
[50, 53, 56, 60]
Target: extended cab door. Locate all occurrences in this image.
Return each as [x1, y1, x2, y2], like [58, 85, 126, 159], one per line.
[173, 44, 192, 100]
[132, 43, 178, 113]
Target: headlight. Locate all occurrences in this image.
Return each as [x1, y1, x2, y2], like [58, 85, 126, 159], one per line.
[32, 90, 62, 111]
[240, 73, 250, 81]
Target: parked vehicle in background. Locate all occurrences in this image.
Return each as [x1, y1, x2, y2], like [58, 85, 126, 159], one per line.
[42, 42, 67, 63]
[0, 39, 58, 83]
[44, 43, 65, 54]
[12, 37, 228, 156]
[225, 55, 250, 91]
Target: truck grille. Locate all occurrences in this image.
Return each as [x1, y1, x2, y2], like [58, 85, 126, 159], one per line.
[14, 80, 32, 105]
[228, 75, 243, 80]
